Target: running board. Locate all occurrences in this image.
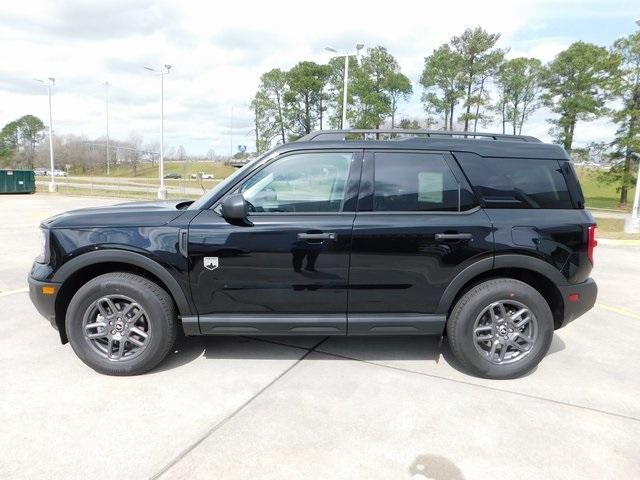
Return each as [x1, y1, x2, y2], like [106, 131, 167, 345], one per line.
[181, 314, 446, 336]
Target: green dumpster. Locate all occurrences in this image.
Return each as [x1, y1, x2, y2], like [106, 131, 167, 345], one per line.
[0, 170, 36, 194]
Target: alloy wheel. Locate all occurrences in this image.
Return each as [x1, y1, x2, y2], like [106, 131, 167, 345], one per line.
[82, 295, 151, 361]
[472, 300, 538, 365]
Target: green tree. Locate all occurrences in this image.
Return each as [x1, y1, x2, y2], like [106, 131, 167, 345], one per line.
[420, 44, 466, 130]
[387, 71, 413, 128]
[0, 115, 45, 168]
[259, 69, 289, 144]
[284, 61, 331, 138]
[495, 57, 543, 134]
[608, 32, 640, 205]
[542, 41, 620, 152]
[398, 118, 422, 129]
[251, 89, 277, 154]
[350, 46, 410, 130]
[451, 27, 504, 132]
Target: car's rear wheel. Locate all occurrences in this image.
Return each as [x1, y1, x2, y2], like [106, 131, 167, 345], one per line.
[66, 272, 177, 375]
[446, 278, 553, 379]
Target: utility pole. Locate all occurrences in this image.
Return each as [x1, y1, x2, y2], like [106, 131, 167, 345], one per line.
[35, 77, 57, 192]
[625, 152, 640, 233]
[144, 64, 172, 199]
[230, 106, 234, 158]
[105, 81, 110, 175]
[325, 44, 364, 129]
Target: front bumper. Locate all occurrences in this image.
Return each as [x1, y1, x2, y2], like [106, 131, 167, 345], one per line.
[28, 276, 61, 331]
[557, 278, 598, 328]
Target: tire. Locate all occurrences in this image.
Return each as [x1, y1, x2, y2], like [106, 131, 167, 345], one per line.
[446, 278, 553, 379]
[66, 272, 177, 376]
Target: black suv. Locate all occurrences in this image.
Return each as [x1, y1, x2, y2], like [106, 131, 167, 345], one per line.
[28, 129, 598, 379]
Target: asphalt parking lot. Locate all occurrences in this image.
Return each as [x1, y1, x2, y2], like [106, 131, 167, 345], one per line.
[1, 194, 639, 480]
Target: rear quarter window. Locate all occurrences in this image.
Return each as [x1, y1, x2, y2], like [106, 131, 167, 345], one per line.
[455, 153, 574, 209]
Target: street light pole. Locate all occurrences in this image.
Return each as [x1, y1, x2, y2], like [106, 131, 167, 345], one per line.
[325, 44, 364, 129]
[625, 152, 640, 233]
[623, 18, 640, 233]
[105, 81, 110, 176]
[35, 77, 57, 192]
[144, 64, 171, 200]
[341, 54, 349, 128]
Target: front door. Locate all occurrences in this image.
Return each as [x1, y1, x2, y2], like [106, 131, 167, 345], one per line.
[188, 150, 362, 335]
[347, 150, 493, 334]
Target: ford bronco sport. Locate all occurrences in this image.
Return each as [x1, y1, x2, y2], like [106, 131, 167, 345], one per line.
[28, 129, 598, 379]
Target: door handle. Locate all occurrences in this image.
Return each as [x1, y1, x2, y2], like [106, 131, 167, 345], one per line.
[297, 232, 337, 241]
[435, 233, 473, 241]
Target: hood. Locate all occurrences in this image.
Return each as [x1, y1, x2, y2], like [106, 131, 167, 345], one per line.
[42, 199, 193, 229]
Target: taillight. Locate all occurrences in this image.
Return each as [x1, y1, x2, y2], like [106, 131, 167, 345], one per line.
[587, 225, 597, 265]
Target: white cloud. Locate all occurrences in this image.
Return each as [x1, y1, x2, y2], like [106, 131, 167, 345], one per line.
[0, 0, 631, 154]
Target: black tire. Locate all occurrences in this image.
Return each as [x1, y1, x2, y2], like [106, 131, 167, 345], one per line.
[446, 278, 553, 379]
[66, 272, 177, 376]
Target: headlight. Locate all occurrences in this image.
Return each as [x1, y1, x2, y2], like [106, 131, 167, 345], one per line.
[37, 228, 50, 263]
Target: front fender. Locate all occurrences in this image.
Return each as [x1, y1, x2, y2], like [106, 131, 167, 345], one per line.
[52, 249, 193, 316]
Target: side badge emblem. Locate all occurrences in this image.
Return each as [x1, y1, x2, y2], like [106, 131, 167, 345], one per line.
[203, 257, 219, 271]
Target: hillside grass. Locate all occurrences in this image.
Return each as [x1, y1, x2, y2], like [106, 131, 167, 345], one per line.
[575, 168, 634, 211]
[69, 161, 236, 179]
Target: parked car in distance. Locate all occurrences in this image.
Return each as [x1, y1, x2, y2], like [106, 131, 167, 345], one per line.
[191, 172, 214, 179]
[53, 169, 68, 177]
[28, 129, 597, 379]
[164, 173, 182, 179]
[33, 168, 48, 176]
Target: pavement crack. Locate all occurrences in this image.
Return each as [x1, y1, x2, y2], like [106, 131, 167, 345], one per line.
[149, 336, 328, 480]
[313, 348, 640, 423]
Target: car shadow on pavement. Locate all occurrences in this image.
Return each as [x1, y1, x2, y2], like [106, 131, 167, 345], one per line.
[152, 334, 443, 374]
[152, 332, 566, 378]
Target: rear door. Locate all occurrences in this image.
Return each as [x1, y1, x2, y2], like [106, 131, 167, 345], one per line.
[347, 150, 493, 334]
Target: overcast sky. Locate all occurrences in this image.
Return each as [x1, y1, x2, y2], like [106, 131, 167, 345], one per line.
[0, 0, 638, 156]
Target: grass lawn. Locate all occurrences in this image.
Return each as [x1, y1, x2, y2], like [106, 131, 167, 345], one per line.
[595, 217, 640, 240]
[575, 168, 635, 211]
[69, 161, 236, 180]
[35, 183, 200, 201]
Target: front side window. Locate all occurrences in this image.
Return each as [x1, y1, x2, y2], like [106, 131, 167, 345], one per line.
[373, 152, 473, 212]
[240, 152, 352, 213]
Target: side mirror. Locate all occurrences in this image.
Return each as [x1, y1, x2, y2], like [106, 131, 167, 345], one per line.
[221, 193, 248, 221]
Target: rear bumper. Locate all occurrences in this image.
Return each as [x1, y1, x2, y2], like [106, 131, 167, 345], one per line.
[557, 278, 598, 328]
[28, 276, 60, 331]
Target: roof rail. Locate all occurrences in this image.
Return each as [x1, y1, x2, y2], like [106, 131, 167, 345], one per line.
[297, 129, 541, 143]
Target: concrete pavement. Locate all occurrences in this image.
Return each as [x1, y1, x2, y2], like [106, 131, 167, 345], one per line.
[0, 193, 638, 479]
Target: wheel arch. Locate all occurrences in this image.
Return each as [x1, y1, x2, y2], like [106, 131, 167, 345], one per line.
[436, 255, 566, 329]
[52, 250, 191, 343]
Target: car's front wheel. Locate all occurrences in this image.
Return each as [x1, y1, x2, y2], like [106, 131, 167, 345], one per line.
[446, 278, 554, 379]
[66, 272, 177, 375]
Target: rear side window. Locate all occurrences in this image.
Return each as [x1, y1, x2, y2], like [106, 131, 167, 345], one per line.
[456, 154, 573, 209]
[373, 152, 475, 212]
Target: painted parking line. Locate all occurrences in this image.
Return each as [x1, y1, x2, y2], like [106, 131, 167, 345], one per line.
[595, 302, 640, 321]
[0, 287, 28, 298]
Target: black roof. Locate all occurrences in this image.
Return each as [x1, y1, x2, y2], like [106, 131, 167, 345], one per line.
[284, 129, 569, 160]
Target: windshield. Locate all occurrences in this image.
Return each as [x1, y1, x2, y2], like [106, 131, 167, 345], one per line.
[188, 152, 271, 210]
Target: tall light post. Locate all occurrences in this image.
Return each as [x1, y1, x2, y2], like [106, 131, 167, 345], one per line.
[625, 152, 640, 233]
[623, 18, 640, 233]
[105, 81, 110, 176]
[35, 77, 56, 192]
[144, 64, 171, 200]
[325, 43, 364, 129]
